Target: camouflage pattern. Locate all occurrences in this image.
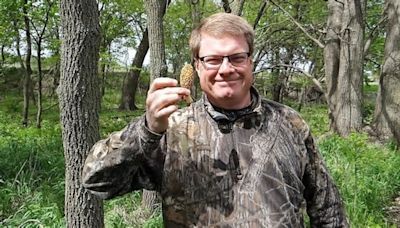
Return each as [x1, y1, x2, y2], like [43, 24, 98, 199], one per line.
[82, 88, 349, 227]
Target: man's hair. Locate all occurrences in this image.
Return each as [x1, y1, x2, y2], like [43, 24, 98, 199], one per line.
[189, 13, 255, 60]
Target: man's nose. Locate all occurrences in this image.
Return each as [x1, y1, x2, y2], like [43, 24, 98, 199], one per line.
[218, 57, 234, 74]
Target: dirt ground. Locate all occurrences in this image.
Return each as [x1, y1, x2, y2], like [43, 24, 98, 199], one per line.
[386, 195, 400, 226]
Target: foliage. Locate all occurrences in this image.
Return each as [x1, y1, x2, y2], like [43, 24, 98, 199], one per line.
[0, 0, 398, 226]
[363, 83, 379, 125]
[0, 110, 65, 226]
[299, 103, 330, 137]
[318, 133, 400, 226]
[1, 77, 399, 226]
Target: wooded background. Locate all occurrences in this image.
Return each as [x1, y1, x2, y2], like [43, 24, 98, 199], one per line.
[0, 0, 399, 227]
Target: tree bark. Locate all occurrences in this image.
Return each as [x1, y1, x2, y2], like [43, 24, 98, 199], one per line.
[0, 45, 4, 66]
[324, 0, 343, 131]
[13, 19, 26, 72]
[189, 0, 201, 99]
[271, 50, 283, 102]
[324, 0, 364, 136]
[145, 0, 168, 81]
[22, 0, 32, 127]
[36, 42, 42, 128]
[334, 0, 364, 136]
[222, 0, 232, 13]
[253, 1, 269, 30]
[33, 1, 51, 129]
[119, 29, 149, 111]
[59, 0, 104, 226]
[373, 0, 400, 147]
[142, 0, 169, 213]
[231, 0, 245, 16]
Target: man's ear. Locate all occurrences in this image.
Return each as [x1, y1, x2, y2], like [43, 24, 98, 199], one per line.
[194, 60, 201, 77]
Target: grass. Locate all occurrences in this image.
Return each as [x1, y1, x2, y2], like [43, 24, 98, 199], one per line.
[0, 73, 399, 227]
[319, 133, 400, 226]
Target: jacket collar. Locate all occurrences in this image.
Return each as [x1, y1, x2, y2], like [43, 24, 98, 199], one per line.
[201, 87, 263, 133]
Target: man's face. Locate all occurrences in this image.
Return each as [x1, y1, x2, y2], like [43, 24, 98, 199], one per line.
[195, 33, 253, 110]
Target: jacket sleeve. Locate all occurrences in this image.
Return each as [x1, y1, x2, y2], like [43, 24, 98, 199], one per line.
[82, 115, 165, 199]
[302, 133, 349, 227]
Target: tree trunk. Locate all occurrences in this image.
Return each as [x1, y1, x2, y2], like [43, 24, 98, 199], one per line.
[36, 42, 42, 128]
[324, 0, 343, 131]
[59, 0, 104, 227]
[373, 0, 400, 148]
[325, 0, 364, 137]
[145, 0, 168, 81]
[232, 0, 245, 16]
[13, 19, 26, 72]
[0, 45, 4, 66]
[222, 0, 245, 16]
[99, 40, 111, 98]
[142, 0, 169, 213]
[22, 0, 32, 127]
[189, 0, 201, 99]
[334, 0, 364, 136]
[271, 50, 283, 102]
[222, 0, 232, 13]
[119, 29, 149, 111]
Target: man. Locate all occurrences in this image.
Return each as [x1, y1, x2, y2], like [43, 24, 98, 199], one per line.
[82, 13, 348, 227]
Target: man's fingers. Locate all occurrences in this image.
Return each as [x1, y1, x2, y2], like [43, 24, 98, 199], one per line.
[147, 93, 182, 112]
[148, 77, 178, 94]
[154, 104, 179, 119]
[146, 87, 190, 111]
[145, 78, 191, 133]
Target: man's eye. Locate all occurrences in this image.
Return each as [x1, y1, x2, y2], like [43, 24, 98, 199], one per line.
[204, 58, 222, 65]
[230, 56, 246, 63]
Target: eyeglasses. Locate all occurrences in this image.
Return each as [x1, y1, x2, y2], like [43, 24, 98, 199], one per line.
[198, 52, 250, 70]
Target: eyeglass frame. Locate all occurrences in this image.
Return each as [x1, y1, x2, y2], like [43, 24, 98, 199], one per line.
[197, 52, 251, 70]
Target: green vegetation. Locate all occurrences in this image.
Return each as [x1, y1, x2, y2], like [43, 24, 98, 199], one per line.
[0, 74, 399, 227]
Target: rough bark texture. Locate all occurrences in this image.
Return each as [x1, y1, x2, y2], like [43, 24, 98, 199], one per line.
[374, 0, 400, 147]
[231, 0, 245, 16]
[325, 0, 364, 136]
[324, 0, 342, 131]
[335, 0, 364, 136]
[36, 43, 42, 128]
[59, 0, 104, 226]
[22, 0, 32, 127]
[142, 0, 169, 212]
[144, 0, 168, 81]
[119, 30, 149, 111]
[189, 0, 201, 99]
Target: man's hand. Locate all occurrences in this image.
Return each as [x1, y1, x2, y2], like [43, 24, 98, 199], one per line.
[145, 77, 190, 133]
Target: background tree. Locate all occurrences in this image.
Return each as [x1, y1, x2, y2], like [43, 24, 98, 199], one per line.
[119, 29, 149, 110]
[373, 0, 400, 148]
[22, 0, 33, 127]
[332, 0, 365, 136]
[144, 0, 168, 81]
[118, 1, 149, 111]
[98, 0, 138, 98]
[30, 0, 55, 128]
[141, 0, 169, 214]
[297, 0, 366, 137]
[0, 0, 18, 69]
[59, 0, 103, 226]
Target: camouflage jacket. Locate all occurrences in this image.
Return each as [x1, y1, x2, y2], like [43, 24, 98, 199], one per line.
[82, 88, 348, 227]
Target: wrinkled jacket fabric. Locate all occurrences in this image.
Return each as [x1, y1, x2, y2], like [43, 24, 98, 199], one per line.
[82, 89, 348, 227]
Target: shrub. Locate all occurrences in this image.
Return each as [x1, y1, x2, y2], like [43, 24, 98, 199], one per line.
[319, 133, 400, 226]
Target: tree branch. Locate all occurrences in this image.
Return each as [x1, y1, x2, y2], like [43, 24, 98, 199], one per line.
[253, 0, 269, 29]
[221, 0, 232, 13]
[364, 14, 387, 55]
[254, 64, 326, 98]
[269, 0, 325, 48]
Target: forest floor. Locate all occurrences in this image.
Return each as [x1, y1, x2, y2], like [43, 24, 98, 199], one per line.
[387, 195, 400, 226]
